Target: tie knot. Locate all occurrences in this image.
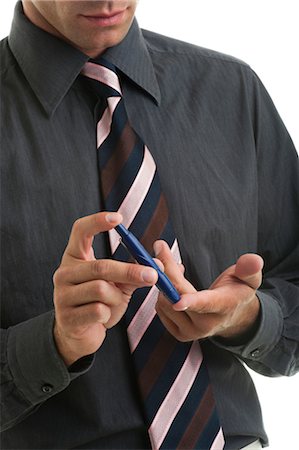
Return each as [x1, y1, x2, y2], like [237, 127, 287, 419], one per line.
[81, 59, 122, 97]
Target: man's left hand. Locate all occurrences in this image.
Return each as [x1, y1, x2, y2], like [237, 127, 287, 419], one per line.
[154, 241, 264, 342]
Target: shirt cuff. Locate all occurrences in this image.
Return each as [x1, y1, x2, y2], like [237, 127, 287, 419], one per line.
[7, 310, 93, 406]
[211, 290, 283, 361]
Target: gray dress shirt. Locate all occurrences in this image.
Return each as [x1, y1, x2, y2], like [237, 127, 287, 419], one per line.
[1, 2, 299, 449]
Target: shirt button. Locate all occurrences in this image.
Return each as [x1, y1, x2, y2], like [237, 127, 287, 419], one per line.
[41, 384, 53, 394]
[250, 348, 261, 358]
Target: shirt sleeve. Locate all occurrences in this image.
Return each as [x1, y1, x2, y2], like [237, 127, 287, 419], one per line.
[212, 290, 297, 376]
[212, 69, 299, 377]
[1, 310, 94, 431]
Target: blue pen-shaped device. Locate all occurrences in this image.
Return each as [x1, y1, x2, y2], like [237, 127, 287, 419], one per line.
[115, 224, 181, 304]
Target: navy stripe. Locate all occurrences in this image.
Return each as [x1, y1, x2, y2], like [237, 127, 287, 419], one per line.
[98, 100, 128, 168]
[128, 175, 162, 242]
[195, 409, 220, 449]
[87, 77, 120, 99]
[113, 240, 132, 262]
[95, 57, 117, 72]
[105, 140, 144, 210]
[132, 316, 165, 372]
[144, 342, 192, 423]
[124, 286, 152, 325]
[94, 97, 107, 124]
[160, 362, 210, 448]
[159, 220, 176, 249]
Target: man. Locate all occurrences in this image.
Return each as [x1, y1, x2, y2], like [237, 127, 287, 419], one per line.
[1, 1, 298, 449]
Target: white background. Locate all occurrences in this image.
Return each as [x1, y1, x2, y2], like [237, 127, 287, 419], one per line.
[1, 1, 298, 449]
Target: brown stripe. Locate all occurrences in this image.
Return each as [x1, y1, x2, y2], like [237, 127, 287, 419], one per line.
[138, 331, 177, 398]
[101, 122, 136, 199]
[140, 194, 169, 253]
[177, 384, 215, 449]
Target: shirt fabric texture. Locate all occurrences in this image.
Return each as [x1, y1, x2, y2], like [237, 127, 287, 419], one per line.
[1, 2, 299, 449]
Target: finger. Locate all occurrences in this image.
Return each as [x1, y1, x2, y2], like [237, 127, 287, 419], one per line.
[234, 253, 264, 289]
[54, 259, 158, 286]
[173, 290, 219, 313]
[64, 212, 122, 261]
[154, 240, 179, 275]
[156, 296, 218, 341]
[173, 284, 251, 313]
[55, 279, 127, 308]
[156, 306, 186, 339]
[64, 302, 112, 330]
[154, 240, 195, 294]
[152, 257, 164, 272]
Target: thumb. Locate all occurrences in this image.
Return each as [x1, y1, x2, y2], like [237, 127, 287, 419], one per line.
[234, 253, 264, 290]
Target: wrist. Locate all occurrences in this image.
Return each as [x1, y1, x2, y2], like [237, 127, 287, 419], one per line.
[215, 295, 261, 345]
[53, 323, 82, 367]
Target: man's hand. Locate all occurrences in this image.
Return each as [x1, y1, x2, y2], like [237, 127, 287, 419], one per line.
[53, 212, 158, 367]
[154, 240, 264, 343]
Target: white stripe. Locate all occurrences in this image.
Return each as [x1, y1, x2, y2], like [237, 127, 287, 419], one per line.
[82, 61, 121, 94]
[109, 146, 156, 253]
[149, 341, 203, 449]
[210, 428, 225, 450]
[97, 97, 121, 148]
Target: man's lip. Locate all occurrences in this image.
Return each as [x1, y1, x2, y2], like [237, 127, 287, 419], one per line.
[81, 9, 127, 26]
[84, 10, 125, 19]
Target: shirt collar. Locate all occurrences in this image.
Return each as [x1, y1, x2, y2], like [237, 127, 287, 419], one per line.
[9, 2, 161, 116]
[102, 20, 161, 105]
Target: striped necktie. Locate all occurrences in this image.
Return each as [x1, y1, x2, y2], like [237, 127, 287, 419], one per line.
[81, 59, 225, 450]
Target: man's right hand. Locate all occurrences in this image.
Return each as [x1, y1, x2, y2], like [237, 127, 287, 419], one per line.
[53, 212, 158, 367]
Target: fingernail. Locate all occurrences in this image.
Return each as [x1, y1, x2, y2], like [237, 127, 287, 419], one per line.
[106, 212, 122, 224]
[153, 241, 162, 257]
[174, 299, 189, 312]
[176, 304, 189, 312]
[142, 268, 157, 283]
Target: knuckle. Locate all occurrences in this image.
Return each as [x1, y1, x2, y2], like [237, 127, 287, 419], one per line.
[72, 218, 82, 234]
[175, 279, 186, 292]
[93, 213, 100, 228]
[53, 267, 62, 286]
[176, 323, 206, 342]
[176, 329, 193, 342]
[126, 264, 140, 283]
[93, 302, 111, 323]
[53, 266, 69, 285]
[91, 259, 110, 278]
[176, 333, 189, 342]
[91, 280, 107, 299]
[53, 286, 69, 310]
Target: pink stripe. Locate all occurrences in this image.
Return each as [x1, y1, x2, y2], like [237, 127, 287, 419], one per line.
[82, 61, 121, 94]
[149, 341, 203, 449]
[97, 97, 121, 148]
[109, 227, 122, 255]
[109, 146, 156, 253]
[127, 286, 158, 353]
[171, 239, 182, 264]
[126, 241, 182, 352]
[210, 428, 225, 450]
[119, 146, 156, 227]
